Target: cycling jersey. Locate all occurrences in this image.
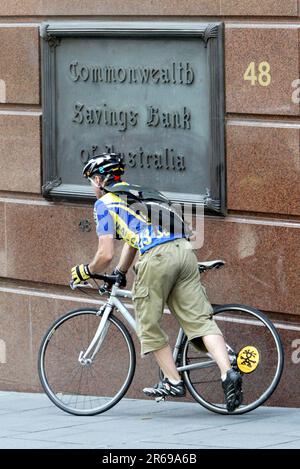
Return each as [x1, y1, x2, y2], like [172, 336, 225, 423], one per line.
[94, 182, 186, 255]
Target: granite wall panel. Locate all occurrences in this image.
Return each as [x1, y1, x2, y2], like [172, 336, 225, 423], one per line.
[0, 1, 298, 16]
[5, 201, 98, 285]
[0, 27, 39, 105]
[0, 291, 32, 392]
[221, 0, 298, 16]
[225, 26, 300, 115]
[0, 113, 41, 194]
[0, 1, 220, 17]
[199, 216, 300, 315]
[226, 121, 300, 216]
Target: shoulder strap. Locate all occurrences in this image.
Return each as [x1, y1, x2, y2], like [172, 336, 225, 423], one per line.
[104, 183, 170, 205]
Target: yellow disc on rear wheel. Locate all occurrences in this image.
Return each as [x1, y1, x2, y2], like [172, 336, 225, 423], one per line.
[237, 346, 260, 374]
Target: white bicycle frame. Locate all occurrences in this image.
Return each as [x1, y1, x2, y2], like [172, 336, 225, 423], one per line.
[78, 283, 217, 373]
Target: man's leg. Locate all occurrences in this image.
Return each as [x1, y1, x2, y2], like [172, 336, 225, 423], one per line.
[202, 334, 231, 377]
[143, 344, 186, 398]
[198, 334, 243, 412]
[153, 344, 181, 382]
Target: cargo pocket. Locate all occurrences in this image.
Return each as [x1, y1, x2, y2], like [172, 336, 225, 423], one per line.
[132, 286, 149, 340]
[132, 285, 149, 302]
[132, 285, 150, 322]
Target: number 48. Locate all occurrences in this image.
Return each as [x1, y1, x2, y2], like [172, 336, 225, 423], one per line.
[244, 61, 271, 87]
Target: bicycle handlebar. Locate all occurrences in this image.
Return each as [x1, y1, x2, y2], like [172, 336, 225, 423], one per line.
[91, 273, 119, 283]
[70, 273, 120, 292]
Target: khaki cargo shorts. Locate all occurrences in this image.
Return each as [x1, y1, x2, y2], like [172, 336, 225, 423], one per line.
[132, 238, 222, 356]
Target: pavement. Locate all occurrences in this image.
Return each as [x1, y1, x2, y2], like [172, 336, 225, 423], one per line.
[0, 392, 300, 450]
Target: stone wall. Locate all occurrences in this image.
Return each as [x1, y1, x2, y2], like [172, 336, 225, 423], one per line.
[0, 1, 299, 406]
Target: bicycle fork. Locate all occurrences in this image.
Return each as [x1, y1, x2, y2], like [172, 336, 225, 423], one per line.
[78, 303, 112, 366]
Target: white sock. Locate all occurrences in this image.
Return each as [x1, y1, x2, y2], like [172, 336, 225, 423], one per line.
[221, 373, 228, 382]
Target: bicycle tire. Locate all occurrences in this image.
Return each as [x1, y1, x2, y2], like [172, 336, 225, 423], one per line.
[38, 308, 136, 416]
[181, 304, 284, 415]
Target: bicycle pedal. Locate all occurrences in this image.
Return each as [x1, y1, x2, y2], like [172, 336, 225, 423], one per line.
[155, 396, 166, 403]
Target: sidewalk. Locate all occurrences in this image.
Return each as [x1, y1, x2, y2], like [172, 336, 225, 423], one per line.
[0, 391, 300, 449]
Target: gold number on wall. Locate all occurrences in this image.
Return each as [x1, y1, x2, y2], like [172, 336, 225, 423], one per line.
[244, 61, 271, 87]
[243, 62, 257, 86]
[257, 61, 271, 87]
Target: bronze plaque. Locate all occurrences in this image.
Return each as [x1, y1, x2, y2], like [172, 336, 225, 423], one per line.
[41, 21, 225, 212]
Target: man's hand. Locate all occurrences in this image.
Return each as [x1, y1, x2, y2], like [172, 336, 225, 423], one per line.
[71, 264, 91, 285]
[111, 267, 127, 287]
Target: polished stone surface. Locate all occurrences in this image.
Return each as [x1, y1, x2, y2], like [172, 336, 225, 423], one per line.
[0, 0, 298, 16]
[198, 216, 300, 315]
[0, 1, 220, 16]
[0, 292, 32, 392]
[221, 0, 298, 16]
[5, 201, 98, 285]
[226, 121, 300, 216]
[0, 27, 39, 105]
[0, 114, 41, 194]
[225, 26, 300, 115]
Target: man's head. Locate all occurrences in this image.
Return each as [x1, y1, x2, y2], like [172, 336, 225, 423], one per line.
[82, 153, 125, 198]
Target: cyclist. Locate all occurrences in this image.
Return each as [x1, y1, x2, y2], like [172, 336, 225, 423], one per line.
[71, 153, 242, 412]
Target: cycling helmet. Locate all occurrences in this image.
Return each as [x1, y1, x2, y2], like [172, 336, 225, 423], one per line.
[82, 153, 124, 183]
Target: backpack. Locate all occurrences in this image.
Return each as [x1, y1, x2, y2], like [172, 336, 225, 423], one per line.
[104, 183, 193, 239]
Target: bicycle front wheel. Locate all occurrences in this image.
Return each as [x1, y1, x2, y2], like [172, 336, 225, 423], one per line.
[38, 308, 136, 416]
[182, 304, 284, 415]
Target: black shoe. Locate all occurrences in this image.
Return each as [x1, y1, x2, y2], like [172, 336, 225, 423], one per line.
[222, 368, 243, 412]
[143, 378, 186, 399]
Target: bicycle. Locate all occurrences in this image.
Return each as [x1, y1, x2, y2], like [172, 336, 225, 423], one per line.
[38, 259, 284, 416]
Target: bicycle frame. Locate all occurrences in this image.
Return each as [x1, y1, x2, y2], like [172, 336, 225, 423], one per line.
[79, 283, 216, 373]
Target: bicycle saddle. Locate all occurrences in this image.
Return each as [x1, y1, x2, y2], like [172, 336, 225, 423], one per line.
[198, 260, 225, 273]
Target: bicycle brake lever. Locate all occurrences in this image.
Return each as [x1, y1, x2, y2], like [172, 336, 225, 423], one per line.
[70, 281, 93, 290]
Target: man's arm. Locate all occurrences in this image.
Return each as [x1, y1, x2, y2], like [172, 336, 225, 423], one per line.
[116, 243, 138, 273]
[88, 234, 114, 274]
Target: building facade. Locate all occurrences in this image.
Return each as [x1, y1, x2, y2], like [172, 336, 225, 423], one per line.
[0, 1, 299, 406]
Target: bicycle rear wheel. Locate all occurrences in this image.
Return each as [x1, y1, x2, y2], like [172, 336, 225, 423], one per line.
[182, 304, 284, 415]
[38, 308, 136, 416]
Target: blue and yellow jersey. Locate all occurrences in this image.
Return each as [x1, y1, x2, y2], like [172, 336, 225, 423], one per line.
[93, 182, 185, 255]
